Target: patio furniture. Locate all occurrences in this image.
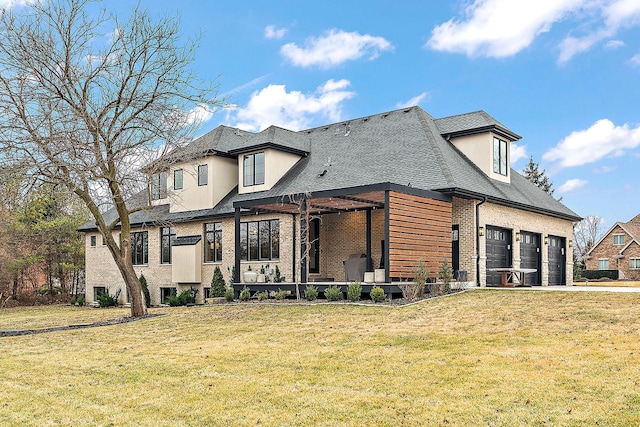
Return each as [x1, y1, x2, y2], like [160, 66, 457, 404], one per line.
[343, 253, 367, 282]
[487, 268, 537, 287]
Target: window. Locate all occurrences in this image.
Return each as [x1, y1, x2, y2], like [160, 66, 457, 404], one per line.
[240, 219, 279, 261]
[243, 152, 265, 186]
[493, 137, 508, 176]
[90, 235, 96, 247]
[174, 169, 183, 190]
[150, 172, 167, 200]
[198, 164, 208, 186]
[160, 287, 176, 304]
[160, 227, 176, 264]
[131, 231, 148, 265]
[613, 234, 625, 246]
[204, 222, 222, 263]
[598, 259, 609, 270]
[631, 259, 640, 269]
[93, 286, 106, 302]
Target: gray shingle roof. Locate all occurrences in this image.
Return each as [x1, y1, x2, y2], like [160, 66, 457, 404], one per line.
[79, 106, 580, 231]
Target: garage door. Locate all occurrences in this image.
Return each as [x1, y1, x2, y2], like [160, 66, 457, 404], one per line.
[548, 235, 566, 285]
[519, 231, 541, 285]
[486, 226, 512, 286]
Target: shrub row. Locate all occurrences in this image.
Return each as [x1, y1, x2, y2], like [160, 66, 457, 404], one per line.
[582, 270, 619, 280]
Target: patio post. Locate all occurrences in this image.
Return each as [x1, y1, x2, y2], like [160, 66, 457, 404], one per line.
[234, 207, 241, 284]
[300, 196, 308, 284]
[366, 209, 372, 271]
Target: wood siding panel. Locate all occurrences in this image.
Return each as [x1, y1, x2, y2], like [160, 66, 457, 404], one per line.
[388, 192, 452, 279]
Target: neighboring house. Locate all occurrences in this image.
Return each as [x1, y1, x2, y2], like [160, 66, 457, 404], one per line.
[584, 214, 640, 280]
[79, 106, 581, 305]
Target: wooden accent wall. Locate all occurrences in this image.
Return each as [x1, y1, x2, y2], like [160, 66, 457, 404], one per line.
[388, 191, 452, 280]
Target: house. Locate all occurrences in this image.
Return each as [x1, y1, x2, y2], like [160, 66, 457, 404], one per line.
[584, 214, 640, 280]
[79, 106, 581, 305]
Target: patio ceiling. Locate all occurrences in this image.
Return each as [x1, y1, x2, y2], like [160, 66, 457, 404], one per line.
[244, 190, 386, 215]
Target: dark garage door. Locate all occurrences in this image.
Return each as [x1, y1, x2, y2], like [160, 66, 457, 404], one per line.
[520, 231, 541, 285]
[486, 226, 512, 286]
[548, 235, 566, 285]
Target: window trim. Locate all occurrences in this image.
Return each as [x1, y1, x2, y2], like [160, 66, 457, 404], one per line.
[198, 164, 208, 186]
[243, 152, 265, 187]
[160, 227, 176, 264]
[150, 172, 168, 200]
[598, 258, 609, 270]
[131, 231, 149, 266]
[94, 286, 106, 302]
[90, 235, 97, 247]
[174, 169, 183, 190]
[613, 234, 625, 246]
[630, 258, 640, 270]
[240, 219, 279, 261]
[204, 222, 223, 263]
[493, 137, 508, 176]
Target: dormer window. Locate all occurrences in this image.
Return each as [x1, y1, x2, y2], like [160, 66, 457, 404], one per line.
[198, 164, 208, 186]
[493, 137, 508, 176]
[243, 152, 265, 186]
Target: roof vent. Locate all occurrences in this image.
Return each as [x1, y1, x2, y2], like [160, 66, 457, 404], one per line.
[344, 122, 351, 136]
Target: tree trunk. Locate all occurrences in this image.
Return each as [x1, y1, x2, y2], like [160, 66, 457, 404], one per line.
[112, 253, 147, 318]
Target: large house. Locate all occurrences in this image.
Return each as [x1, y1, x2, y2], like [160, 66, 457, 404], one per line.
[79, 106, 581, 305]
[584, 214, 640, 280]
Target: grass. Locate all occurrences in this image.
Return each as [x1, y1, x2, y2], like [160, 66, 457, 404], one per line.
[1, 290, 640, 426]
[574, 279, 640, 287]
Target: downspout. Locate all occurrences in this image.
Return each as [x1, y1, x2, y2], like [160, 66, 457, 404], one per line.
[476, 196, 487, 286]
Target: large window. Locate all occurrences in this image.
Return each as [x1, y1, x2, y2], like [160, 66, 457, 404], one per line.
[198, 164, 208, 186]
[150, 172, 167, 200]
[204, 222, 222, 263]
[93, 286, 106, 302]
[493, 137, 508, 176]
[160, 227, 176, 264]
[131, 231, 148, 265]
[240, 219, 279, 261]
[160, 287, 176, 304]
[598, 259, 609, 270]
[630, 259, 640, 269]
[613, 234, 625, 245]
[174, 169, 183, 190]
[243, 152, 265, 186]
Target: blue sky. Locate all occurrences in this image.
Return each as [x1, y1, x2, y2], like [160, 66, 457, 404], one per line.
[7, 0, 640, 227]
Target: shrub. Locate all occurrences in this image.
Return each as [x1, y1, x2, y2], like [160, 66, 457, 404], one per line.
[370, 286, 386, 303]
[256, 291, 269, 301]
[274, 289, 287, 300]
[583, 270, 619, 280]
[77, 296, 85, 306]
[224, 286, 235, 302]
[399, 260, 429, 300]
[273, 265, 284, 283]
[304, 284, 318, 301]
[167, 289, 196, 306]
[139, 274, 151, 307]
[347, 281, 362, 302]
[239, 286, 251, 301]
[210, 266, 226, 297]
[438, 258, 453, 295]
[70, 297, 77, 305]
[98, 289, 121, 307]
[227, 266, 236, 287]
[324, 284, 342, 301]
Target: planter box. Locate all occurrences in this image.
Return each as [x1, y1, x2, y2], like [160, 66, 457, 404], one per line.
[364, 272, 375, 283]
[374, 269, 385, 283]
[244, 271, 257, 283]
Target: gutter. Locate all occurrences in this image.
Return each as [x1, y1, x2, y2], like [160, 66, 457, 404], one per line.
[476, 196, 487, 286]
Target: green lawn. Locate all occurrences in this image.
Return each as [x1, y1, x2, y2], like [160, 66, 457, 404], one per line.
[1, 291, 640, 426]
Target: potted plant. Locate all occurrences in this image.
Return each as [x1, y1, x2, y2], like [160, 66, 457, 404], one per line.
[257, 265, 266, 283]
[243, 265, 257, 283]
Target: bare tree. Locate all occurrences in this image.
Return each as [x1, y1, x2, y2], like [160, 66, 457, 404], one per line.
[573, 215, 604, 260]
[0, 0, 220, 316]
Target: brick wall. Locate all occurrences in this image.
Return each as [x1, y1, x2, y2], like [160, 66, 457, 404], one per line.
[585, 226, 640, 280]
[452, 197, 477, 282]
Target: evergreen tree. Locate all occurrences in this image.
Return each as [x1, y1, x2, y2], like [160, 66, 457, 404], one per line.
[210, 266, 226, 297]
[523, 156, 555, 195]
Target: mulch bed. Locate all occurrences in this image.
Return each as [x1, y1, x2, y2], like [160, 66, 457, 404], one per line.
[0, 313, 165, 338]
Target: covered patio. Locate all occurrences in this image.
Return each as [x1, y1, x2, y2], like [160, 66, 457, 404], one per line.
[231, 183, 453, 298]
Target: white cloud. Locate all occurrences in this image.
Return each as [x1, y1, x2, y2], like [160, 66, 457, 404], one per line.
[543, 119, 640, 167]
[593, 165, 616, 174]
[226, 79, 355, 132]
[605, 39, 625, 49]
[396, 92, 429, 109]
[0, 0, 27, 8]
[280, 29, 393, 69]
[427, 0, 640, 63]
[265, 25, 287, 40]
[427, 0, 582, 58]
[631, 53, 640, 66]
[185, 104, 215, 126]
[510, 144, 528, 164]
[557, 178, 588, 194]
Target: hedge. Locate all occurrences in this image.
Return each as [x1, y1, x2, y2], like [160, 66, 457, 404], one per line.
[582, 270, 619, 280]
